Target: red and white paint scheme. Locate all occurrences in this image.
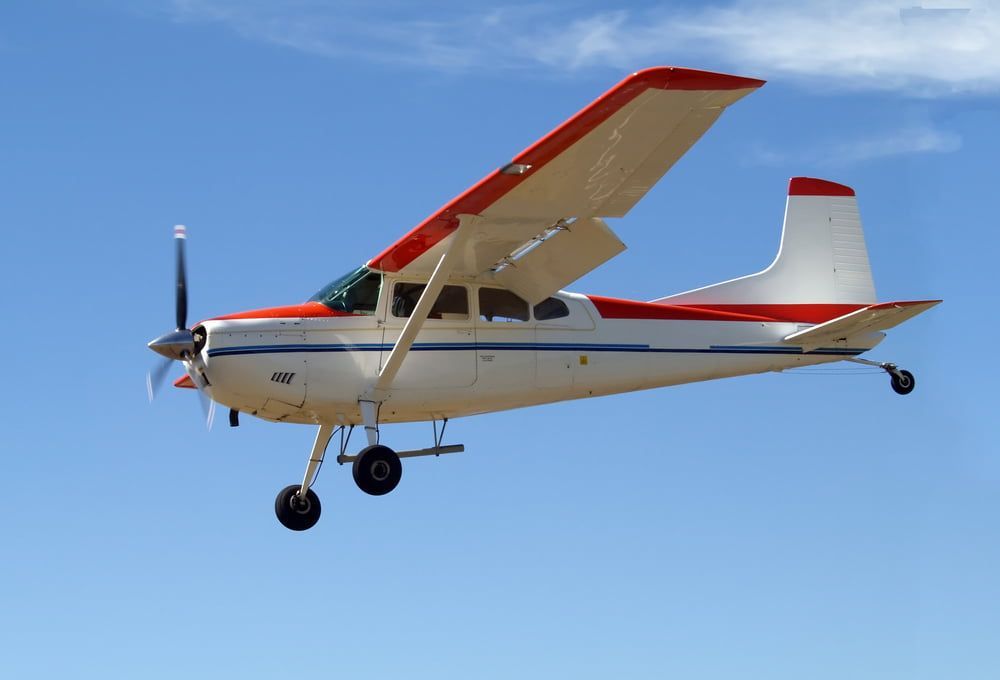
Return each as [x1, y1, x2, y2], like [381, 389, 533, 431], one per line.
[147, 67, 940, 531]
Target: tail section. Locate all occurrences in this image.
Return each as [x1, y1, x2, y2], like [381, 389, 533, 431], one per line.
[658, 177, 876, 305]
[782, 299, 941, 351]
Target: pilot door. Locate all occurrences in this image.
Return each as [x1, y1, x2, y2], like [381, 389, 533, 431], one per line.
[379, 281, 477, 389]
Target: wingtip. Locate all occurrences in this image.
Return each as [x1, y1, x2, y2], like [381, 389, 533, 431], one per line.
[632, 66, 766, 91]
[869, 299, 944, 310]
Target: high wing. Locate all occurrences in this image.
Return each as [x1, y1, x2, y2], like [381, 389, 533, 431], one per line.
[366, 66, 765, 304]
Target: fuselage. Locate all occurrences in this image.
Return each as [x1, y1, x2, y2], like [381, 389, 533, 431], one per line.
[191, 273, 882, 426]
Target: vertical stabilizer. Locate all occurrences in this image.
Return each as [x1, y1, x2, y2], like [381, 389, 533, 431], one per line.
[658, 177, 876, 305]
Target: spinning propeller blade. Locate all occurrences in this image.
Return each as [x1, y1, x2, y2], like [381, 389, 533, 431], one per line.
[175, 224, 187, 331]
[198, 386, 217, 431]
[146, 356, 173, 402]
[147, 224, 215, 429]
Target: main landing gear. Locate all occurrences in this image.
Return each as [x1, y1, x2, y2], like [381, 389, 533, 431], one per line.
[846, 357, 916, 395]
[273, 418, 465, 531]
[351, 445, 402, 496]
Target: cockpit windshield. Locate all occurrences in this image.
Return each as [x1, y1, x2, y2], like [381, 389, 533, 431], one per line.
[309, 267, 382, 314]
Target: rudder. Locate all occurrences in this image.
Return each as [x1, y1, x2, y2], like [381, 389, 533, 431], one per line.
[657, 177, 876, 305]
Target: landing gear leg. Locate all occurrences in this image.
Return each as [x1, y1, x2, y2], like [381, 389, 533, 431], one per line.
[350, 399, 401, 495]
[847, 357, 916, 395]
[359, 399, 379, 445]
[274, 424, 334, 531]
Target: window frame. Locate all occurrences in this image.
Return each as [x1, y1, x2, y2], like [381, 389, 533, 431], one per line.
[476, 286, 532, 325]
[532, 296, 571, 322]
[387, 280, 471, 322]
[309, 267, 383, 316]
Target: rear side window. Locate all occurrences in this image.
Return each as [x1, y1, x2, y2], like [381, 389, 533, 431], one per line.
[392, 283, 469, 320]
[533, 297, 569, 320]
[479, 288, 529, 323]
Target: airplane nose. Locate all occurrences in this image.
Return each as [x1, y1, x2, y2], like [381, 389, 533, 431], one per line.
[147, 328, 195, 361]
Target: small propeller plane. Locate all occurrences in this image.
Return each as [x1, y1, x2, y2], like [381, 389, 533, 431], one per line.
[147, 67, 940, 531]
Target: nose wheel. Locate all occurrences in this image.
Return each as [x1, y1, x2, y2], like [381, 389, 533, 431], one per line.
[274, 423, 339, 532]
[275, 485, 321, 531]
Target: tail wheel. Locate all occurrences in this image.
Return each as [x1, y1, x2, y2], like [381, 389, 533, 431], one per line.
[890, 369, 915, 395]
[352, 445, 402, 496]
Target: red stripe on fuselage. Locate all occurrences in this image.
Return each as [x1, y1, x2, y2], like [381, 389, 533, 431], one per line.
[587, 296, 867, 324]
[208, 302, 351, 321]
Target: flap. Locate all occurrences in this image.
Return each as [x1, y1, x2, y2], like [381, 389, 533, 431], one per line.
[491, 218, 626, 304]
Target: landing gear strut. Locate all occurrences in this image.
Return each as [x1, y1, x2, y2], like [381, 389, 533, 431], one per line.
[274, 423, 347, 531]
[335, 417, 464, 496]
[847, 357, 916, 395]
[273, 417, 465, 531]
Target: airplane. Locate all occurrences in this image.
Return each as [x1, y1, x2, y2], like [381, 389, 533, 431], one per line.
[147, 66, 941, 531]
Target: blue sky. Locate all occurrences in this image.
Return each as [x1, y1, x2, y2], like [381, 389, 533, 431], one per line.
[2, 1, 997, 678]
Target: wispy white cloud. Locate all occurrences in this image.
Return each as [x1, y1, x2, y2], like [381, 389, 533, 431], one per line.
[750, 123, 963, 166]
[530, 1, 1000, 96]
[166, 1, 556, 70]
[830, 124, 963, 163]
[161, 0, 1000, 95]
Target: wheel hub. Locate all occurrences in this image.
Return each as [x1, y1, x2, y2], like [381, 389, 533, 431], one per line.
[370, 460, 391, 482]
[290, 493, 311, 514]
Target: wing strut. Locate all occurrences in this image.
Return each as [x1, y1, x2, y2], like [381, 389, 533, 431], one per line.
[366, 214, 477, 402]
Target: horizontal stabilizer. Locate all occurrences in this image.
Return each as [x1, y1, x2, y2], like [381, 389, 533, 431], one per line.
[783, 300, 941, 351]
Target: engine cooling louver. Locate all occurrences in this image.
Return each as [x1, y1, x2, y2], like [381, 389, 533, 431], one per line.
[270, 372, 295, 385]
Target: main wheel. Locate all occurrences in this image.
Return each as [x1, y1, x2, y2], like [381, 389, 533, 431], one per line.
[274, 484, 321, 531]
[890, 369, 915, 395]
[352, 445, 402, 496]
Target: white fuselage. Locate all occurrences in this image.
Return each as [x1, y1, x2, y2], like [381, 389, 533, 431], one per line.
[196, 285, 881, 426]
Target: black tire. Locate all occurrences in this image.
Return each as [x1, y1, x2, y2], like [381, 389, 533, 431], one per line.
[352, 445, 402, 496]
[890, 369, 915, 395]
[274, 484, 321, 531]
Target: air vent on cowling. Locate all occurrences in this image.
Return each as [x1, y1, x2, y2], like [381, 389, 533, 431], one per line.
[270, 372, 295, 385]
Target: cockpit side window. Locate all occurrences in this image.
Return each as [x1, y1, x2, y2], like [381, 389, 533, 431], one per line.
[392, 283, 469, 320]
[309, 267, 382, 315]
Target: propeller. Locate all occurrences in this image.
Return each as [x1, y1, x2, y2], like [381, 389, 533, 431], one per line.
[146, 225, 214, 428]
[145, 356, 173, 402]
[148, 225, 195, 363]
